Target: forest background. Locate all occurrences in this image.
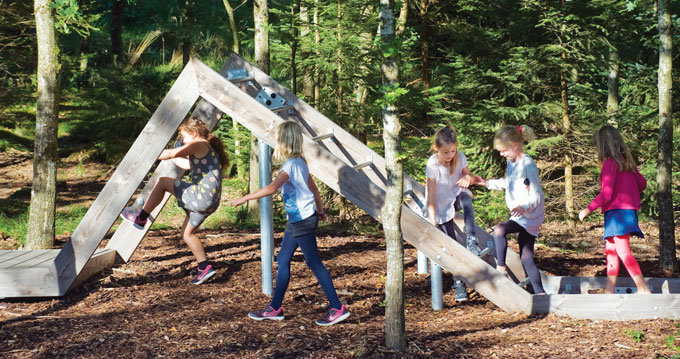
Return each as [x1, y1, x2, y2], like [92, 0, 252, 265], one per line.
[0, 0, 679, 251]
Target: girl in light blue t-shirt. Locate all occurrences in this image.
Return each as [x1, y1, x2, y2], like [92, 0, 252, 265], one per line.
[230, 121, 349, 326]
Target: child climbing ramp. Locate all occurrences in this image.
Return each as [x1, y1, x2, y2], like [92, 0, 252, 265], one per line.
[121, 116, 229, 285]
[230, 121, 350, 326]
[474, 124, 546, 295]
[423, 125, 486, 302]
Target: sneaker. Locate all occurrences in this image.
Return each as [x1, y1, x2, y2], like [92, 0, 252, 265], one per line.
[454, 280, 468, 302]
[120, 207, 147, 229]
[248, 305, 284, 321]
[315, 304, 350, 326]
[190, 264, 216, 285]
[466, 236, 481, 256]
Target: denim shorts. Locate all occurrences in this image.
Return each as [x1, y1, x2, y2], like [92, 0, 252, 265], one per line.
[286, 212, 319, 238]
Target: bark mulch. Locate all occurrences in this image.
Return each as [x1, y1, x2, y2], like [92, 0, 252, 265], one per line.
[2, 222, 680, 359]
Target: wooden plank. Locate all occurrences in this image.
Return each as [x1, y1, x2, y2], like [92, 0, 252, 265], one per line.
[194, 58, 533, 314]
[53, 61, 201, 296]
[0, 250, 19, 261]
[68, 249, 117, 291]
[6, 250, 58, 268]
[0, 250, 54, 268]
[0, 251, 31, 265]
[225, 52, 540, 284]
[105, 61, 231, 263]
[531, 293, 680, 320]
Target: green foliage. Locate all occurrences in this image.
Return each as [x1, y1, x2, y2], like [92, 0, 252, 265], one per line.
[623, 328, 644, 343]
[51, 0, 100, 36]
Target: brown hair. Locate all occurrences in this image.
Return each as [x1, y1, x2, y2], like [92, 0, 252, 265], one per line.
[493, 124, 536, 150]
[179, 116, 230, 174]
[593, 125, 635, 172]
[431, 126, 459, 175]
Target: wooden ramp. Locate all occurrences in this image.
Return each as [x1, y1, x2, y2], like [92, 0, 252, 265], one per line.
[3, 54, 680, 321]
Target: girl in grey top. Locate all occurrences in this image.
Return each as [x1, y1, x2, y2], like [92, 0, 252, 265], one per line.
[475, 124, 545, 294]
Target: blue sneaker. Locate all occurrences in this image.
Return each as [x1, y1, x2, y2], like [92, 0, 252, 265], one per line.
[315, 304, 350, 326]
[191, 265, 216, 285]
[248, 306, 284, 321]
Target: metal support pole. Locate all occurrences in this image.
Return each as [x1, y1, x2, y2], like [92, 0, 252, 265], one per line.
[258, 139, 274, 295]
[417, 250, 428, 274]
[430, 260, 443, 310]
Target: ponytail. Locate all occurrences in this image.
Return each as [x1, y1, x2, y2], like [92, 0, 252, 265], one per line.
[208, 134, 230, 175]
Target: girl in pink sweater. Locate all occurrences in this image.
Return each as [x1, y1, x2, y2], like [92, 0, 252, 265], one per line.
[579, 125, 651, 294]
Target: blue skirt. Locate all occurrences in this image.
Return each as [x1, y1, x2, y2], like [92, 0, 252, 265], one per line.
[602, 209, 644, 240]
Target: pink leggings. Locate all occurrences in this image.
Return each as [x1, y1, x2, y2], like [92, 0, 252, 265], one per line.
[605, 234, 642, 278]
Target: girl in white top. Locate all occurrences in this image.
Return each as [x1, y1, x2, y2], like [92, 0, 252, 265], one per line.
[425, 126, 482, 301]
[474, 124, 545, 294]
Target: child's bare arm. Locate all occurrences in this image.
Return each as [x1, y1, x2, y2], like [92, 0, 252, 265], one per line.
[230, 171, 289, 207]
[426, 177, 437, 226]
[159, 142, 206, 160]
[171, 158, 191, 170]
[456, 167, 475, 188]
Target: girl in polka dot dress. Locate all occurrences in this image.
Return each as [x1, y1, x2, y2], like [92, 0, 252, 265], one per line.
[121, 116, 229, 285]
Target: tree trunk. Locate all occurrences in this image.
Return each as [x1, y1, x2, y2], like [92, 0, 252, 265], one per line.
[222, 0, 243, 179]
[419, 0, 430, 124]
[352, 5, 375, 143]
[299, 0, 314, 101]
[110, 0, 124, 62]
[397, 0, 408, 36]
[291, 0, 299, 93]
[79, 36, 89, 73]
[336, 0, 343, 118]
[657, 0, 676, 272]
[313, 0, 321, 109]
[248, 0, 270, 221]
[181, 0, 193, 66]
[254, 0, 270, 73]
[222, 0, 240, 53]
[607, 49, 619, 126]
[380, 0, 405, 351]
[27, 0, 60, 250]
[560, 2, 575, 232]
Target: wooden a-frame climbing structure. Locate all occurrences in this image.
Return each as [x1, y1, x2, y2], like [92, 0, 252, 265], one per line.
[2, 53, 680, 321]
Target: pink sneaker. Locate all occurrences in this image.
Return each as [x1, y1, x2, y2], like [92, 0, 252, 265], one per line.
[120, 207, 147, 229]
[248, 305, 284, 321]
[315, 304, 350, 326]
[190, 264, 216, 285]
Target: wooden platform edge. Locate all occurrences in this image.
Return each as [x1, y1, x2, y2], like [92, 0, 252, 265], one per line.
[531, 293, 680, 320]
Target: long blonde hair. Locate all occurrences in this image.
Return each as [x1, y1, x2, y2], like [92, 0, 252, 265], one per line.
[493, 124, 536, 150]
[274, 121, 304, 164]
[431, 126, 459, 175]
[179, 116, 229, 174]
[593, 125, 635, 172]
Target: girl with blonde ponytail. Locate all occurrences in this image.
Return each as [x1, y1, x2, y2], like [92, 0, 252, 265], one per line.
[474, 124, 546, 294]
